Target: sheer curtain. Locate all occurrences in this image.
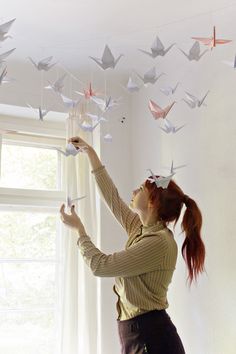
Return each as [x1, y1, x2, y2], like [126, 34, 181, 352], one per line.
[60, 111, 100, 354]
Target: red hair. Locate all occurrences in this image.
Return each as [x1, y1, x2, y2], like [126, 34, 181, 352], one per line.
[145, 176, 206, 286]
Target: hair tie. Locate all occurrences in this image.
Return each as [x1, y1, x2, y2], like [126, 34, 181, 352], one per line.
[183, 194, 190, 205]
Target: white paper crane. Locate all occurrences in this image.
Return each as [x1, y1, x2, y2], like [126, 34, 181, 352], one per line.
[90, 45, 123, 70]
[28, 56, 57, 71]
[182, 90, 209, 108]
[178, 41, 208, 61]
[160, 119, 185, 134]
[147, 169, 174, 189]
[67, 195, 86, 208]
[45, 74, 67, 94]
[136, 67, 165, 85]
[139, 36, 175, 58]
[55, 143, 87, 157]
[160, 82, 180, 96]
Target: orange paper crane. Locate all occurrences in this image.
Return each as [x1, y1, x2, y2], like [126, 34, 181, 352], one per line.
[149, 100, 175, 119]
[191, 26, 232, 50]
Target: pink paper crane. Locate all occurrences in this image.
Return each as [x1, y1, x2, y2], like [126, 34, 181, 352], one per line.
[191, 26, 232, 50]
[76, 82, 100, 100]
[148, 100, 175, 119]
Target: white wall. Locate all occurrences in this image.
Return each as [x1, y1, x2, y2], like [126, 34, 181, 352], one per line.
[98, 82, 133, 354]
[2, 14, 236, 352]
[128, 19, 236, 354]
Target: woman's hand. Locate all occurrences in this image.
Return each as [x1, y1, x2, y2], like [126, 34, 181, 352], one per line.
[60, 204, 87, 236]
[69, 135, 103, 172]
[68, 136, 92, 154]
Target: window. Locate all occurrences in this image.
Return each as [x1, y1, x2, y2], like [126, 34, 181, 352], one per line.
[0, 131, 65, 354]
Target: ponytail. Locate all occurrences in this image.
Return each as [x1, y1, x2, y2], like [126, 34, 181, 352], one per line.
[181, 197, 206, 286]
[145, 176, 206, 286]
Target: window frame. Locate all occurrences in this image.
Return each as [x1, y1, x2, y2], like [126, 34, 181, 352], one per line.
[0, 112, 67, 353]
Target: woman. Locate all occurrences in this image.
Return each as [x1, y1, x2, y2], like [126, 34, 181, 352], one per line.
[60, 136, 206, 354]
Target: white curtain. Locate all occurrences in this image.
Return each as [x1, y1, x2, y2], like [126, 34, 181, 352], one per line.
[60, 111, 100, 354]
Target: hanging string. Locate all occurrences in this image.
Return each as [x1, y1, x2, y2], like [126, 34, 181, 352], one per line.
[36, 2, 236, 51]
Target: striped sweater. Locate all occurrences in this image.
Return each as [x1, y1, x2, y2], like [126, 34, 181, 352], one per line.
[77, 165, 178, 321]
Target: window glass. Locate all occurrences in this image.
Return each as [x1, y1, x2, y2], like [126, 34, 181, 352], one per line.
[0, 212, 57, 259]
[0, 144, 58, 190]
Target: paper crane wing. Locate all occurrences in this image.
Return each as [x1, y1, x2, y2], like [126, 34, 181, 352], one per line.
[0, 67, 7, 83]
[163, 102, 175, 117]
[0, 19, 16, 34]
[182, 98, 196, 108]
[191, 37, 213, 45]
[55, 147, 69, 156]
[199, 91, 209, 106]
[184, 91, 197, 102]
[215, 39, 232, 44]
[0, 48, 16, 62]
[174, 125, 185, 132]
[163, 43, 175, 55]
[178, 48, 190, 59]
[149, 99, 162, 111]
[40, 56, 53, 65]
[189, 41, 200, 56]
[149, 100, 163, 119]
[28, 57, 38, 69]
[138, 49, 154, 57]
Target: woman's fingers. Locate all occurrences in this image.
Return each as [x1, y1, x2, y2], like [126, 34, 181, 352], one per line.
[60, 204, 65, 214]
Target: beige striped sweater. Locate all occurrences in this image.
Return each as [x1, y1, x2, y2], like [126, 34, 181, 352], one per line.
[77, 165, 178, 321]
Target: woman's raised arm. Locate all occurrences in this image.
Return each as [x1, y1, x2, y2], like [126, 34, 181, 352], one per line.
[70, 136, 141, 236]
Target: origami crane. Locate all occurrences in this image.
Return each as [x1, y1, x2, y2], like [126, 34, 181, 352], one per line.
[103, 133, 112, 142]
[86, 113, 107, 122]
[149, 100, 176, 119]
[55, 143, 87, 157]
[91, 96, 120, 112]
[27, 104, 50, 121]
[182, 90, 209, 109]
[160, 119, 185, 134]
[75, 82, 100, 99]
[191, 26, 232, 50]
[60, 94, 81, 109]
[28, 56, 57, 71]
[178, 41, 208, 61]
[78, 118, 104, 132]
[139, 36, 175, 58]
[0, 48, 16, 64]
[0, 18, 16, 42]
[222, 54, 236, 68]
[147, 169, 174, 189]
[89, 45, 123, 70]
[124, 77, 140, 92]
[160, 82, 180, 96]
[169, 161, 186, 174]
[45, 74, 67, 94]
[67, 195, 86, 208]
[136, 67, 165, 85]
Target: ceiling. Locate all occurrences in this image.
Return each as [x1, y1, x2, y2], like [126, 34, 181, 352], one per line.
[1, 0, 236, 111]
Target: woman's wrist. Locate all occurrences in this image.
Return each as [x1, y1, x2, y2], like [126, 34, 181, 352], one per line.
[77, 225, 87, 237]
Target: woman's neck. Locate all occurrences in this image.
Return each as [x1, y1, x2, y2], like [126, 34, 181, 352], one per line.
[138, 211, 159, 227]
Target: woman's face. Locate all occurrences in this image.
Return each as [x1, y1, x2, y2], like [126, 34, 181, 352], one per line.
[129, 183, 150, 212]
